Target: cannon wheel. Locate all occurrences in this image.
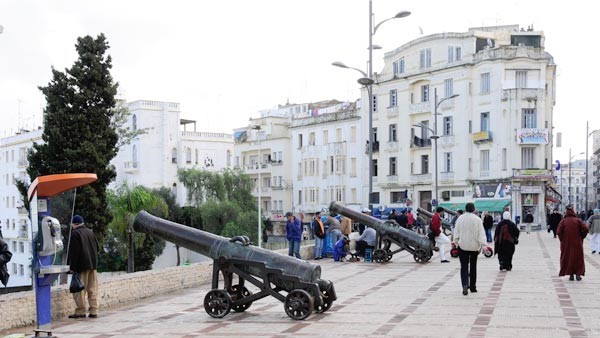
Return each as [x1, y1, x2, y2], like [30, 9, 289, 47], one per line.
[284, 289, 314, 320]
[314, 287, 334, 313]
[204, 289, 232, 318]
[229, 284, 253, 312]
[413, 249, 430, 264]
[373, 249, 388, 263]
[386, 249, 393, 261]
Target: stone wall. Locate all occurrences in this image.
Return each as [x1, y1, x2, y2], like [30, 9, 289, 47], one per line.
[0, 245, 314, 331]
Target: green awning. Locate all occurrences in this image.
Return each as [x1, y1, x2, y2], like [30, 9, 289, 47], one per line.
[474, 199, 511, 212]
[438, 202, 466, 211]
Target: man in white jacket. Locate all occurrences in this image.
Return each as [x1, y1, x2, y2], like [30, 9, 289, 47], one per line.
[453, 202, 488, 296]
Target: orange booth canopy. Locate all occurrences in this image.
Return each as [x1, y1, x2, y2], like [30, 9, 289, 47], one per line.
[27, 173, 98, 201]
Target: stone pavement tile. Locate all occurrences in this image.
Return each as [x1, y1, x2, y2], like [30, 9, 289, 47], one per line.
[386, 323, 471, 337]
[484, 327, 570, 338]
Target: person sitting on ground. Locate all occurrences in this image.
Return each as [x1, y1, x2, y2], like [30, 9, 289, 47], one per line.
[355, 225, 377, 257]
[333, 236, 350, 262]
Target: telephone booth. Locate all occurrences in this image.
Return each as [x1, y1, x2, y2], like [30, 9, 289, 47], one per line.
[27, 173, 97, 337]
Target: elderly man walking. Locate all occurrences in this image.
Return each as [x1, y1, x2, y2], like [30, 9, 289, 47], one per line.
[587, 209, 600, 254]
[453, 202, 488, 296]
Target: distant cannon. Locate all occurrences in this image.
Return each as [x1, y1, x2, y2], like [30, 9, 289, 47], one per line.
[416, 207, 454, 235]
[133, 211, 336, 320]
[329, 202, 435, 263]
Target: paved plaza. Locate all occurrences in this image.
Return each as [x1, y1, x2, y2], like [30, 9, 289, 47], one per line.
[2, 230, 600, 338]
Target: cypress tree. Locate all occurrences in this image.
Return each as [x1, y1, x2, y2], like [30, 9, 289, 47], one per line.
[27, 34, 119, 242]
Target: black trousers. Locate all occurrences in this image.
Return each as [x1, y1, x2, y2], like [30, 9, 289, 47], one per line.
[458, 248, 479, 289]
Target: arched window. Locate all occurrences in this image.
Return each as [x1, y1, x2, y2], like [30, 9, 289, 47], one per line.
[186, 148, 192, 164]
[132, 145, 137, 168]
[132, 114, 137, 131]
[195, 149, 199, 165]
[171, 148, 177, 164]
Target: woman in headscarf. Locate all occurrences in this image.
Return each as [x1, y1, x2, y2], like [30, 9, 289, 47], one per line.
[558, 205, 589, 281]
[494, 211, 520, 271]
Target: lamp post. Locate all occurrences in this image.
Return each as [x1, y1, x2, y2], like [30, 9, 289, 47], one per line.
[332, 4, 410, 210]
[252, 125, 263, 247]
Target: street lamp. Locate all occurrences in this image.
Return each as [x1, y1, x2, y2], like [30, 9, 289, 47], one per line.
[414, 90, 459, 209]
[252, 125, 263, 247]
[333, 3, 410, 210]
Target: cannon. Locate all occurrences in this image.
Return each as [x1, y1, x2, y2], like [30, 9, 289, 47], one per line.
[133, 211, 336, 320]
[416, 207, 454, 235]
[329, 202, 435, 263]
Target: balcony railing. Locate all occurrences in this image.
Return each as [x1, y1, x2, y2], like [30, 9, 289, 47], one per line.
[411, 136, 431, 148]
[386, 106, 399, 117]
[440, 172, 455, 181]
[124, 161, 139, 173]
[411, 173, 432, 183]
[365, 141, 380, 154]
[409, 102, 432, 115]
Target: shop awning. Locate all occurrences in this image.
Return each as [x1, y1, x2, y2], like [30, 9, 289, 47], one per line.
[438, 202, 466, 211]
[474, 199, 511, 212]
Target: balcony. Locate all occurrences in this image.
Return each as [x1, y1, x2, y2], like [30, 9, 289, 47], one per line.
[438, 97, 457, 110]
[440, 172, 455, 181]
[411, 135, 431, 148]
[365, 141, 380, 154]
[17, 159, 28, 168]
[472, 131, 492, 143]
[411, 173, 432, 183]
[18, 230, 29, 239]
[517, 128, 549, 145]
[409, 102, 432, 115]
[439, 135, 455, 147]
[386, 106, 399, 118]
[124, 161, 139, 173]
[386, 141, 399, 152]
[17, 206, 28, 215]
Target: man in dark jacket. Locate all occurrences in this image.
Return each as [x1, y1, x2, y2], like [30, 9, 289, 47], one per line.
[285, 212, 303, 259]
[0, 237, 12, 287]
[548, 208, 562, 238]
[312, 211, 326, 260]
[67, 215, 100, 318]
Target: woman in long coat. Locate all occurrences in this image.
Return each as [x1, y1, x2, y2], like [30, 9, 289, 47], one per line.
[494, 212, 520, 271]
[557, 206, 589, 281]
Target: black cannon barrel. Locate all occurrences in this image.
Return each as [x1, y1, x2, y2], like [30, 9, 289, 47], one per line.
[134, 211, 321, 283]
[416, 207, 453, 230]
[329, 201, 433, 250]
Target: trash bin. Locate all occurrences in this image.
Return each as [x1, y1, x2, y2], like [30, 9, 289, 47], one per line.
[322, 225, 334, 257]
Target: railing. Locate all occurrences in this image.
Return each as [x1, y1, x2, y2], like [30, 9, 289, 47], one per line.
[365, 141, 380, 154]
[440, 172, 455, 181]
[411, 135, 431, 148]
[411, 173, 432, 183]
[387, 106, 399, 117]
[18, 230, 29, 239]
[409, 102, 432, 115]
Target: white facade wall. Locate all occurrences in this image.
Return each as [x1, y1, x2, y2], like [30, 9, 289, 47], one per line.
[0, 128, 42, 287]
[366, 25, 555, 223]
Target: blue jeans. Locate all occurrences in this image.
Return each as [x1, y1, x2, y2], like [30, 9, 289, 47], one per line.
[288, 240, 301, 258]
[331, 229, 343, 246]
[485, 228, 492, 243]
[314, 237, 324, 258]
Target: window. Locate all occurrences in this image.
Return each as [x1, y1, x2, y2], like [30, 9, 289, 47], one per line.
[443, 116, 453, 135]
[389, 89, 397, 107]
[451, 190, 465, 197]
[516, 70, 528, 88]
[468, 158, 472, 172]
[351, 158, 357, 177]
[373, 128, 378, 142]
[444, 79, 453, 97]
[373, 159, 378, 177]
[480, 150, 490, 172]
[391, 191, 407, 203]
[420, 120, 429, 140]
[480, 112, 490, 131]
[323, 130, 328, 144]
[185, 148, 192, 164]
[522, 147, 535, 168]
[171, 148, 177, 164]
[393, 57, 405, 75]
[309, 132, 315, 146]
[336, 128, 342, 142]
[448, 46, 462, 62]
[480, 72, 490, 94]
[19, 241, 24, 253]
[132, 114, 137, 131]
[444, 152, 452, 172]
[522, 108, 536, 128]
[455, 47, 462, 61]
[502, 148, 507, 170]
[468, 120, 472, 133]
[448, 46, 454, 63]
[389, 157, 397, 176]
[389, 124, 397, 142]
[350, 127, 356, 142]
[298, 134, 303, 148]
[419, 48, 432, 69]
[195, 149, 199, 165]
[421, 85, 429, 102]
[421, 155, 429, 174]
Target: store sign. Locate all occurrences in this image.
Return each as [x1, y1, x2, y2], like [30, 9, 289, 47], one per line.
[517, 128, 549, 144]
[521, 186, 542, 194]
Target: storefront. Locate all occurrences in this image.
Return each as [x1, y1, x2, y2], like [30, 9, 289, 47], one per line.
[511, 169, 554, 229]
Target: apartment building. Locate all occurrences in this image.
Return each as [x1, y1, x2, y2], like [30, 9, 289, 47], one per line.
[365, 25, 556, 224]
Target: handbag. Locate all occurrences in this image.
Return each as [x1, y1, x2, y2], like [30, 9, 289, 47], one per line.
[70, 272, 85, 293]
[0, 265, 9, 287]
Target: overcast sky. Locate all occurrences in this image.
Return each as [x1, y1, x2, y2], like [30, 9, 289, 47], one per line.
[0, 0, 597, 165]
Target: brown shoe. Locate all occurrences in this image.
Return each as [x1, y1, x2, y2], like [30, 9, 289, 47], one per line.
[68, 314, 86, 319]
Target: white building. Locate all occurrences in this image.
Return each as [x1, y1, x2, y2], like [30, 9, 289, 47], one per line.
[112, 100, 234, 205]
[0, 128, 42, 287]
[364, 25, 556, 224]
[557, 159, 593, 213]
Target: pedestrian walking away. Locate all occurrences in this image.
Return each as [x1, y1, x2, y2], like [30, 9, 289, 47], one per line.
[285, 212, 303, 259]
[586, 209, 600, 254]
[430, 207, 450, 263]
[67, 215, 100, 318]
[494, 212, 520, 271]
[557, 205, 589, 281]
[453, 202, 487, 295]
[483, 211, 494, 242]
[548, 208, 562, 239]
